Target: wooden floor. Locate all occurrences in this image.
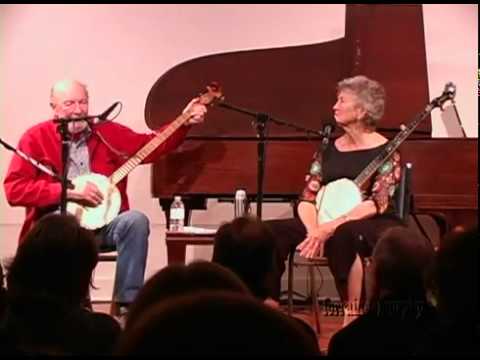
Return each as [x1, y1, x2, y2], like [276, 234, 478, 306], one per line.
[278, 305, 344, 353]
[93, 301, 344, 354]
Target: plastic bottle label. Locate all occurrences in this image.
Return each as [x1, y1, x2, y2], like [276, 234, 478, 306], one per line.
[170, 208, 185, 220]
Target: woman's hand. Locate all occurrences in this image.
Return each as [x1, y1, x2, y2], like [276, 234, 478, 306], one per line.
[296, 223, 335, 258]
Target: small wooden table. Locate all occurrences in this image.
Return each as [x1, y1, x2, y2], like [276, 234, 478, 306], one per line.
[165, 230, 216, 265]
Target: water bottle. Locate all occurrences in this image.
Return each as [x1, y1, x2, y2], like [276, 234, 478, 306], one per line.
[234, 189, 248, 218]
[169, 195, 185, 232]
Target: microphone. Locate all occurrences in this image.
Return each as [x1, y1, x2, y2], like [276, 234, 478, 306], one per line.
[321, 123, 335, 148]
[94, 101, 121, 123]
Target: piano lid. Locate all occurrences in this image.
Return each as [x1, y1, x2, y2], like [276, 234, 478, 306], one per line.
[145, 4, 432, 139]
[145, 39, 345, 138]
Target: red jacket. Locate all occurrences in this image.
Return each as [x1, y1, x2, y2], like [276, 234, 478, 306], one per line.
[4, 119, 190, 243]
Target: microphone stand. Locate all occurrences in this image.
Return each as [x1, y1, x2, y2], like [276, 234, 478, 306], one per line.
[0, 137, 72, 187]
[218, 101, 327, 219]
[56, 119, 72, 215]
[255, 112, 267, 220]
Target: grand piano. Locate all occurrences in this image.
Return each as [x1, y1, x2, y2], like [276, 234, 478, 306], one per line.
[145, 4, 477, 235]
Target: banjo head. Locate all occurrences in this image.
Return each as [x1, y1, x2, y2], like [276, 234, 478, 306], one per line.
[316, 178, 363, 223]
[66, 173, 121, 230]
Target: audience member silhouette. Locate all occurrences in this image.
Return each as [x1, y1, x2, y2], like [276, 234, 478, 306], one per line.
[328, 226, 438, 356]
[0, 264, 6, 322]
[125, 260, 251, 331]
[212, 216, 277, 303]
[116, 291, 321, 356]
[0, 263, 8, 352]
[211, 216, 319, 339]
[430, 226, 478, 356]
[3, 214, 121, 355]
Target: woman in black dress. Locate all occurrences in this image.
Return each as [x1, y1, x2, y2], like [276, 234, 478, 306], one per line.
[265, 75, 403, 326]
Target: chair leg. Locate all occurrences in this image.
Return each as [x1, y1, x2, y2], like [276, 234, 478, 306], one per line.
[287, 251, 294, 316]
[109, 263, 119, 316]
[309, 266, 321, 334]
[361, 256, 370, 306]
[83, 292, 93, 311]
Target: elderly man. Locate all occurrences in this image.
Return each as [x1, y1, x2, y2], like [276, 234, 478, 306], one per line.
[4, 79, 208, 313]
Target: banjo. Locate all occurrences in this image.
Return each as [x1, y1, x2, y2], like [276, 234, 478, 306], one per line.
[316, 82, 456, 224]
[67, 82, 223, 230]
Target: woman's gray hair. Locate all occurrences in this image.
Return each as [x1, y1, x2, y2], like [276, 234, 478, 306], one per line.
[337, 75, 386, 128]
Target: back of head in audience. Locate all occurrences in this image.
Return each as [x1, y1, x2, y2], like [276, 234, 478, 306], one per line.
[6, 214, 98, 307]
[212, 216, 275, 299]
[117, 291, 320, 356]
[125, 260, 251, 330]
[0, 263, 4, 288]
[0, 262, 6, 320]
[2, 214, 114, 355]
[434, 226, 477, 326]
[367, 226, 435, 304]
[426, 226, 478, 356]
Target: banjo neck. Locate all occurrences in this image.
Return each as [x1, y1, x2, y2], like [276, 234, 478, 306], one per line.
[108, 81, 224, 186]
[109, 112, 191, 186]
[67, 82, 223, 231]
[353, 102, 436, 189]
[353, 82, 455, 188]
[315, 83, 455, 231]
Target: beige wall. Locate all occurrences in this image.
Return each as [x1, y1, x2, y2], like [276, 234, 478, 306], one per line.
[1, 4, 477, 299]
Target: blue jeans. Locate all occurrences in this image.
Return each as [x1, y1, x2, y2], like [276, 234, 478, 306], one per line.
[97, 210, 149, 304]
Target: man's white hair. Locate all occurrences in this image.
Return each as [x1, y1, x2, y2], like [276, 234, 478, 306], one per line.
[50, 79, 89, 104]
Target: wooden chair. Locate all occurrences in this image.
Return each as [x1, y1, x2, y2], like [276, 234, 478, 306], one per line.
[85, 250, 119, 316]
[98, 250, 119, 316]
